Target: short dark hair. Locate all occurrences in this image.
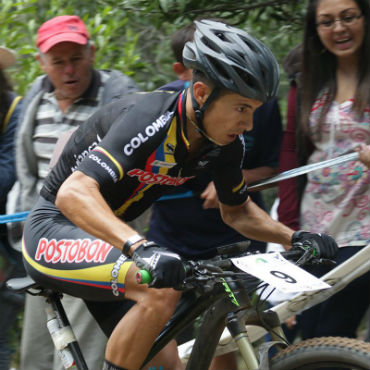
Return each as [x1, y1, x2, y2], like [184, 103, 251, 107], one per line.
[170, 23, 196, 64]
[170, 18, 228, 64]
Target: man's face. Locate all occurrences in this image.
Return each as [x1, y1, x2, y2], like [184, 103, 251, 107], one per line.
[38, 42, 95, 101]
[202, 90, 262, 146]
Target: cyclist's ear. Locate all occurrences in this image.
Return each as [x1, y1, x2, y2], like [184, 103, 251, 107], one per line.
[192, 81, 212, 107]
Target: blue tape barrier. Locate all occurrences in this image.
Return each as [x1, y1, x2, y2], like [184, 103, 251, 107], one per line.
[0, 211, 29, 224]
[157, 190, 194, 201]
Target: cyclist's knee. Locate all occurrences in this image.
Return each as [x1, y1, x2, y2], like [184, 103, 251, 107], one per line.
[140, 288, 180, 316]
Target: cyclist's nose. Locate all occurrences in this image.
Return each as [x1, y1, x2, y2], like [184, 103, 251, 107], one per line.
[240, 119, 253, 131]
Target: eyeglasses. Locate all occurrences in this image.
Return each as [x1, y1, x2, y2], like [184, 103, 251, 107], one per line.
[316, 13, 363, 30]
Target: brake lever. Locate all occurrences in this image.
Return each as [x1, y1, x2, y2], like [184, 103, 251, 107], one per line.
[311, 258, 337, 267]
[295, 249, 315, 267]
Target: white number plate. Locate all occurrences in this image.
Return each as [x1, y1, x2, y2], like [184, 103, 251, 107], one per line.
[231, 252, 331, 293]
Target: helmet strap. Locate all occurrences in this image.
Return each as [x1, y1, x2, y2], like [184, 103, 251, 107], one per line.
[189, 82, 220, 143]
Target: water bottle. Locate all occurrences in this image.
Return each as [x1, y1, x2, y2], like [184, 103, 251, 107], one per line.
[45, 304, 76, 369]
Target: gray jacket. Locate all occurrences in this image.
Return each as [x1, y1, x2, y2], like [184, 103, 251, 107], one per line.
[7, 69, 139, 249]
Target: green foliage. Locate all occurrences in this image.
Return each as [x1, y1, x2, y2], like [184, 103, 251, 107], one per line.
[1, 3, 310, 367]
[1, 0, 308, 97]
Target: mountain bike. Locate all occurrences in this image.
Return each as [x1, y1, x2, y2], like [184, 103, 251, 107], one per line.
[6, 241, 370, 370]
[138, 241, 370, 370]
[177, 242, 370, 361]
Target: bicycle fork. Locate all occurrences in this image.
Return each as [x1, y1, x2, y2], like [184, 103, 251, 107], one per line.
[226, 309, 288, 370]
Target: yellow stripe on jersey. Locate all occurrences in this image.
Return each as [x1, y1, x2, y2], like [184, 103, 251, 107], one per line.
[162, 115, 178, 173]
[95, 146, 124, 180]
[233, 179, 245, 193]
[114, 184, 155, 217]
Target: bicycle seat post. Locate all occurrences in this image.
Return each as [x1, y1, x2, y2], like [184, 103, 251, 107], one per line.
[45, 291, 89, 370]
[6, 276, 88, 370]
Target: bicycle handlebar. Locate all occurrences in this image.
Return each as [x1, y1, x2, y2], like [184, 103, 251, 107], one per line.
[135, 243, 328, 286]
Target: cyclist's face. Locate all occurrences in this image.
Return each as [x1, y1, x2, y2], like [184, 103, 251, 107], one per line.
[203, 90, 262, 146]
[37, 42, 95, 103]
[316, 0, 365, 61]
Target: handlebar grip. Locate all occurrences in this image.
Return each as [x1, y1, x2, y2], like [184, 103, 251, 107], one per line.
[136, 269, 152, 284]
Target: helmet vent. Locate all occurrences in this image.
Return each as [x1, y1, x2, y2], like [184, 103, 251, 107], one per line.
[215, 31, 227, 41]
[182, 20, 280, 101]
[210, 57, 229, 81]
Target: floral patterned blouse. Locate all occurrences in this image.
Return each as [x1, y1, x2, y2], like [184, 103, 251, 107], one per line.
[300, 92, 370, 247]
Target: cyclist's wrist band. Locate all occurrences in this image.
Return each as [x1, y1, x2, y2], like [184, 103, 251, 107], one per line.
[122, 234, 145, 256]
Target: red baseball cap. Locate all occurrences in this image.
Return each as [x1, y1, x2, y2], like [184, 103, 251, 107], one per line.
[36, 15, 90, 53]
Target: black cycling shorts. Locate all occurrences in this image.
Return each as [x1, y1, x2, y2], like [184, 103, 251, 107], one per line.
[23, 197, 134, 302]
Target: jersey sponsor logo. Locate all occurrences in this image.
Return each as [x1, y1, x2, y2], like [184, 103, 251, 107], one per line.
[151, 160, 177, 168]
[88, 153, 118, 182]
[71, 135, 101, 172]
[123, 111, 174, 156]
[35, 238, 113, 264]
[128, 168, 194, 186]
[110, 255, 127, 296]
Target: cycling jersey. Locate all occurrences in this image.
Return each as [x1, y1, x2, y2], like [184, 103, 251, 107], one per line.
[23, 89, 249, 309]
[41, 89, 248, 220]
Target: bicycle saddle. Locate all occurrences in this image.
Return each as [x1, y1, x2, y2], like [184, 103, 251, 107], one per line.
[6, 275, 38, 292]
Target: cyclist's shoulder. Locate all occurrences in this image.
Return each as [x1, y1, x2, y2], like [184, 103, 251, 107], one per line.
[108, 89, 180, 125]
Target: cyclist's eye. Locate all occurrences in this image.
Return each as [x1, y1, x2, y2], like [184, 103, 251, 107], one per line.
[236, 106, 250, 113]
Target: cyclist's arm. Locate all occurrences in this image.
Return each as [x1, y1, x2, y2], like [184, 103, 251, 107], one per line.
[201, 167, 277, 209]
[219, 197, 294, 248]
[243, 166, 277, 185]
[56, 170, 143, 254]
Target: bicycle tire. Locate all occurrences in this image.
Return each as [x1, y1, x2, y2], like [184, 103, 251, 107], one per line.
[270, 337, 370, 370]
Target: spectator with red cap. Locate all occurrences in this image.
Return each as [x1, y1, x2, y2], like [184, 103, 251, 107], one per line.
[7, 15, 139, 370]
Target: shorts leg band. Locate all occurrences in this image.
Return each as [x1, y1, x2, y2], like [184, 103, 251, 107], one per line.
[102, 359, 128, 370]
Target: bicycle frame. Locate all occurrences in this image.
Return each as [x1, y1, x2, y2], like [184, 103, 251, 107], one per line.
[143, 276, 288, 370]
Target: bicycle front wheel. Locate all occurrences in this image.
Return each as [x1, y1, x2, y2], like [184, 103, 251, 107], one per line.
[270, 337, 370, 370]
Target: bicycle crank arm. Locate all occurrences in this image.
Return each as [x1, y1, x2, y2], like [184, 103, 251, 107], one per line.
[248, 152, 359, 192]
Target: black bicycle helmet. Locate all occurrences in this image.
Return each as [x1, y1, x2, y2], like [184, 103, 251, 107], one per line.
[183, 20, 280, 102]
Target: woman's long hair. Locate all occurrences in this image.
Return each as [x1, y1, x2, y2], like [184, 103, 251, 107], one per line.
[0, 69, 13, 127]
[298, 0, 370, 165]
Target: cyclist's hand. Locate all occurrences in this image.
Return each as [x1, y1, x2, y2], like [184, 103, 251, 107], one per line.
[132, 241, 186, 289]
[291, 231, 338, 259]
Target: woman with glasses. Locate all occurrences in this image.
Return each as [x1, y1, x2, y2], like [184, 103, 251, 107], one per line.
[278, 0, 370, 340]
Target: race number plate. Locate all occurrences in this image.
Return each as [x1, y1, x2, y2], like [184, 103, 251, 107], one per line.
[231, 252, 331, 293]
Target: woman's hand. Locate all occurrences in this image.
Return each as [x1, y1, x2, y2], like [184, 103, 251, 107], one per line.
[355, 144, 370, 169]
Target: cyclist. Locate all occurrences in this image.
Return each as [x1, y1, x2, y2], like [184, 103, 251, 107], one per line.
[22, 20, 338, 370]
